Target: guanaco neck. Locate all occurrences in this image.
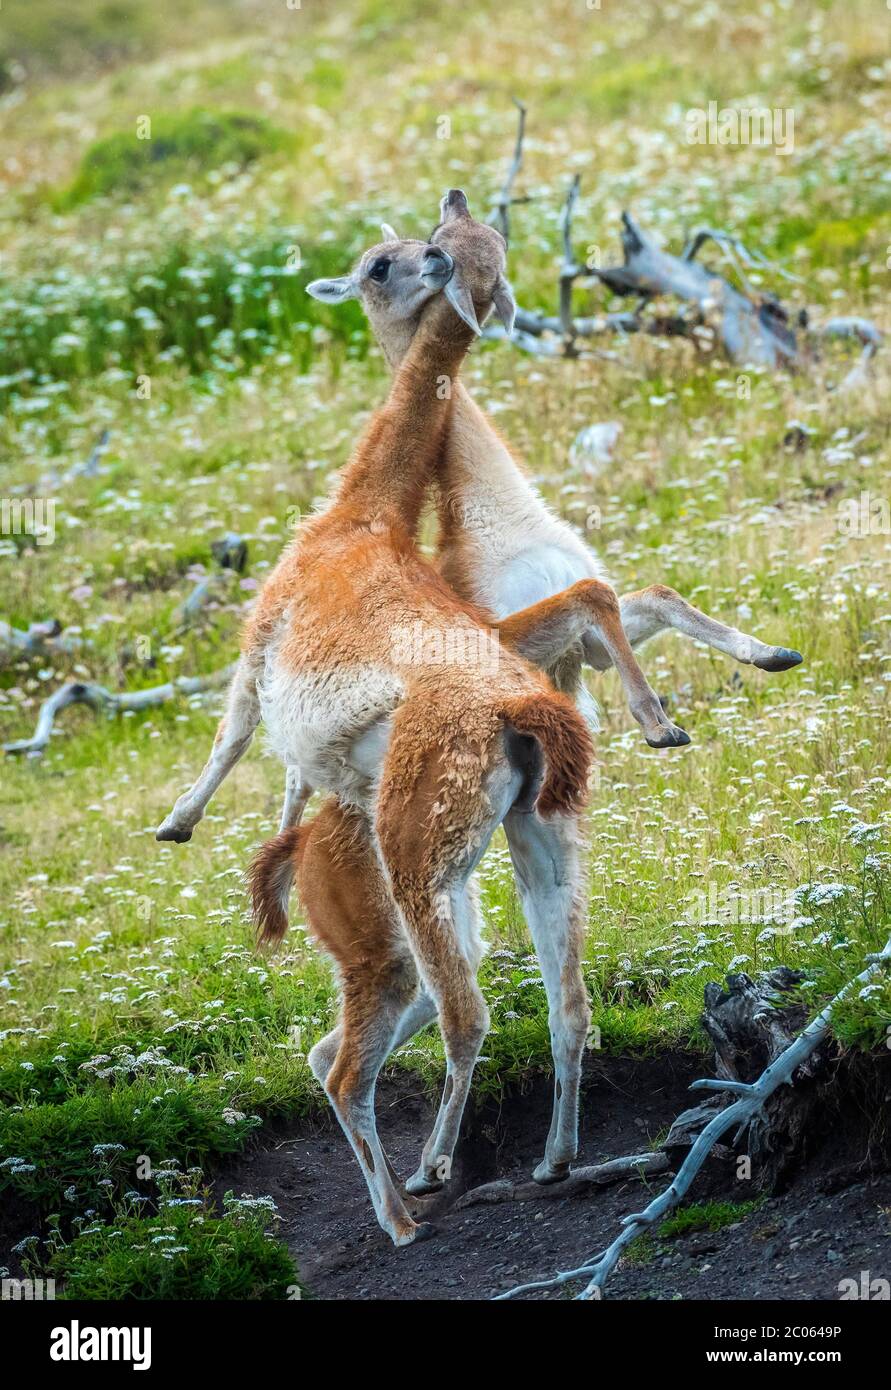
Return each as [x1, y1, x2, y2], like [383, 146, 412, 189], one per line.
[332, 316, 470, 537]
[377, 322, 538, 541]
[433, 383, 536, 546]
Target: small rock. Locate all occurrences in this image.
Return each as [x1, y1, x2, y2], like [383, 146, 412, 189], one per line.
[569, 421, 623, 476]
[783, 420, 815, 451]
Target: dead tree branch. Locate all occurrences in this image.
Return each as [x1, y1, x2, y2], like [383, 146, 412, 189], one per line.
[593, 212, 800, 366]
[682, 227, 804, 288]
[0, 619, 86, 664]
[456, 1152, 669, 1209]
[3, 666, 236, 757]
[558, 174, 583, 349]
[5, 534, 248, 755]
[488, 98, 528, 244]
[172, 532, 248, 630]
[63, 428, 111, 483]
[817, 316, 883, 393]
[485, 106, 882, 377]
[496, 936, 891, 1301]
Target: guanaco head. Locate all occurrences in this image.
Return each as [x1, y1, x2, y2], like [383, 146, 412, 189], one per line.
[306, 189, 515, 366]
[306, 236, 452, 367]
[427, 188, 515, 338]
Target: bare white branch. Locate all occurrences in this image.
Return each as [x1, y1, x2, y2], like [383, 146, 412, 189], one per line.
[495, 933, 891, 1301]
[488, 97, 527, 244]
[3, 666, 237, 757]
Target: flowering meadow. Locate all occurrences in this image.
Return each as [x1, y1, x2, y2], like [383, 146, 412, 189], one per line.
[1, 0, 890, 1297]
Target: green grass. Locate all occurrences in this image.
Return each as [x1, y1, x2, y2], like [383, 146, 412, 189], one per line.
[20, 1190, 299, 1300]
[0, 0, 157, 90]
[0, 226, 372, 403]
[626, 1199, 764, 1264]
[0, 0, 287, 91]
[1, 0, 890, 1297]
[657, 1199, 763, 1240]
[56, 109, 293, 209]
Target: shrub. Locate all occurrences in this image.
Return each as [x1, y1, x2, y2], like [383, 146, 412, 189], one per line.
[42, 1194, 300, 1300]
[0, 1082, 263, 1208]
[0, 228, 370, 401]
[57, 109, 291, 208]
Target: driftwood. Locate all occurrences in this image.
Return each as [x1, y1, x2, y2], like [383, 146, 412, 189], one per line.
[38, 429, 112, 488]
[70, 427, 111, 481]
[665, 965, 825, 1189]
[483, 102, 882, 378]
[819, 317, 883, 393]
[0, 619, 86, 664]
[456, 1152, 669, 1209]
[2, 666, 236, 757]
[496, 937, 891, 1300]
[487, 97, 530, 244]
[701, 966, 810, 1082]
[172, 532, 248, 630]
[4, 533, 248, 758]
[1, 534, 247, 667]
[592, 213, 800, 366]
[558, 173, 582, 346]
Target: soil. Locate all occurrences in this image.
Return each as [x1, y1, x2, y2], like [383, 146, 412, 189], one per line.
[213, 1051, 891, 1301]
[0, 1190, 39, 1282]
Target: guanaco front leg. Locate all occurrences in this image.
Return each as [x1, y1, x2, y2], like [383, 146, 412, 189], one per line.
[280, 767, 313, 832]
[157, 656, 261, 843]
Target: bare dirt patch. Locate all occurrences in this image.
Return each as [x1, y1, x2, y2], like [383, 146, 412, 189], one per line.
[214, 1051, 891, 1301]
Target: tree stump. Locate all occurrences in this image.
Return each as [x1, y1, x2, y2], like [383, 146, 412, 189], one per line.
[665, 967, 831, 1190]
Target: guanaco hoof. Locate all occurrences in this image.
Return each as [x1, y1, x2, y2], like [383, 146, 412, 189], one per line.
[404, 1171, 445, 1197]
[753, 647, 803, 672]
[646, 724, 691, 749]
[532, 1159, 571, 1185]
[156, 823, 193, 843]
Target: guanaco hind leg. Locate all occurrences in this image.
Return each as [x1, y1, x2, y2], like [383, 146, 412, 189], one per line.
[299, 798, 436, 1245]
[583, 584, 802, 674]
[497, 579, 689, 748]
[504, 807, 590, 1182]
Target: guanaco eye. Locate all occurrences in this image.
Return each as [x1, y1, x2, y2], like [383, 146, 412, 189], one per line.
[368, 257, 391, 284]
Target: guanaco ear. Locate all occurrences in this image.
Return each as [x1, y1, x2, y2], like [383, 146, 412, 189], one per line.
[444, 274, 482, 335]
[492, 273, 516, 335]
[306, 275, 358, 304]
[439, 188, 471, 223]
[380, 222, 400, 241]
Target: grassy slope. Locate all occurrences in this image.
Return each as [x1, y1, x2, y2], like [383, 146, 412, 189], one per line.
[1, 0, 890, 1289]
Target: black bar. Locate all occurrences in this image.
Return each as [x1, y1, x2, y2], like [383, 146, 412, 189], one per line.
[7, 1296, 885, 1376]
